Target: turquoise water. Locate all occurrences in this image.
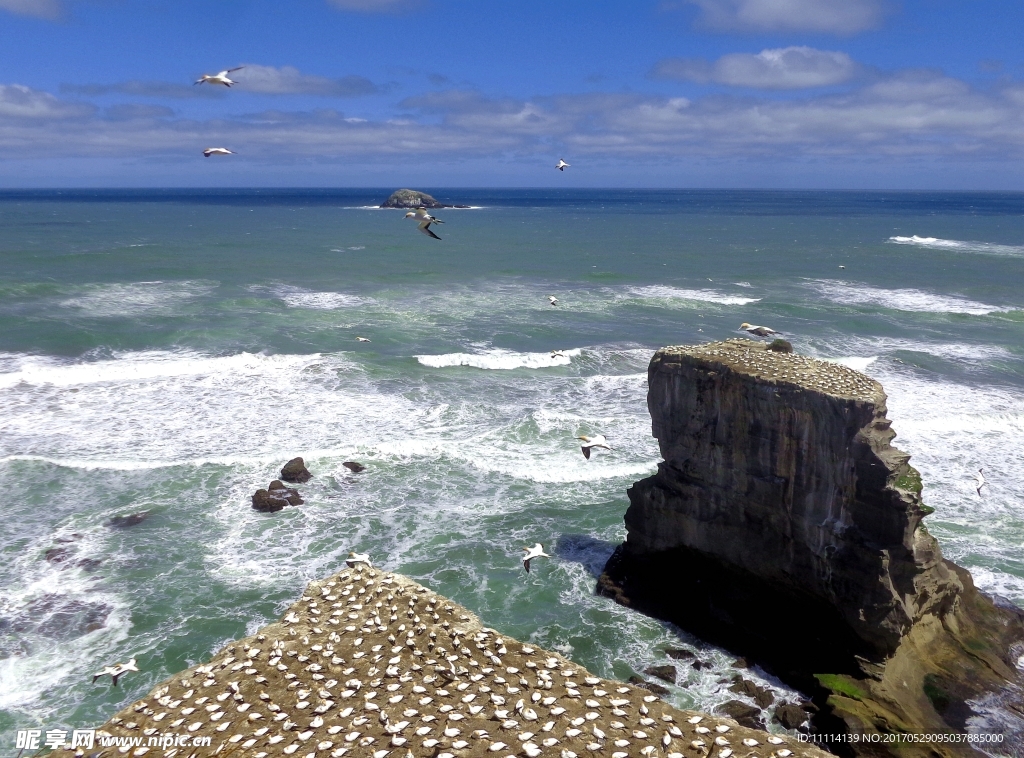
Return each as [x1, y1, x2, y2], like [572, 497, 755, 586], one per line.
[1, 189, 1022, 748]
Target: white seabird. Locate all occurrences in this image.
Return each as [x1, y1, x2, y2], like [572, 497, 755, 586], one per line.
[93, 657, 138, 687]
[739, 322, 779, 338]
[975, 469, 986, 496]
[404, 208, 444, 240]
[346, 551, 373, 568]
[195, 67, 243, 87]
[577, 434, 611, 460]
[555, 159, 570, 171]
[551, 349, 565, 357]
[356, 337, 371, 342]
[522, 543, 550, 573]
[548, 295, 559, 306]
[203, 147, 235, 157]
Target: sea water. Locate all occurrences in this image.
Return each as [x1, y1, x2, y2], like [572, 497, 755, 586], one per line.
[0, 189, 1022, 747]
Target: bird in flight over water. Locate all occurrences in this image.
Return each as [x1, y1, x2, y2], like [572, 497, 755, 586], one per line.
[405, 207, 444, 240]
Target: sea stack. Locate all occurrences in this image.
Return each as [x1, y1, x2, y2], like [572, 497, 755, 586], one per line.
[380, 189, 470, 209]
[599, 339, 1024, 756]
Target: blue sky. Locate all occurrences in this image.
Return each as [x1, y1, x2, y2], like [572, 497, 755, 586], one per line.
[1, 0, 1023, 187]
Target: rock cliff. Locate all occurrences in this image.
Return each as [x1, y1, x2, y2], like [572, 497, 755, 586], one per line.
[599, 339, 1024, 757]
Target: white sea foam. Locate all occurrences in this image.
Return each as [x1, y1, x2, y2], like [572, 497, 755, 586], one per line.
[0, 350, 317, 389]
[826, 337, 1015, 365]
[830, 356, 879, 372]
[58, 280, 216, 317]
[808, 279, 1013, 315]
[417, 348, 581, 370]
[888, 235, 1024, 257]
[624, 285, 760, 306]
[251, 284, 373, 310]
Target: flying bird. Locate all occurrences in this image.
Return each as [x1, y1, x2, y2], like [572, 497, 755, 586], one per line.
[195, 67, 243, 87]
[548, 295, 559, 306]
[404, 208, 444, 240]
[203, 148, 235, 158]
[356, 337, 371, 342]
[739, 322, 779, 338]
[577, 434, 611, 460]
[555, 159, 570, 171]
[346, 551, 373, 568]
[522, 543, 550, 573]
[93, 657, 138, 687]
[975, 469, 986, 496]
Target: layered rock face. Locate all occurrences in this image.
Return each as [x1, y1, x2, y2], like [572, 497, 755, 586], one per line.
[600, 340, 1024, 756]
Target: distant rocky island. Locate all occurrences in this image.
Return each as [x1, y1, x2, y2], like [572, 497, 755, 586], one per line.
[599, 338, 1024, 756]
[379, 188, 471, 209]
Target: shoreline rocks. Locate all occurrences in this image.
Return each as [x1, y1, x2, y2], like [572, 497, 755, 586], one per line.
[598, 339, 1024, 756]
[67, 566, 832, 758]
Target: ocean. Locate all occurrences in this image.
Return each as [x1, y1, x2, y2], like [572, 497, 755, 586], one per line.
[0, 189, 1022, 749]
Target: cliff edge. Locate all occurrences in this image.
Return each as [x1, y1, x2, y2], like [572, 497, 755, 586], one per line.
[599, 339, 1024, 757]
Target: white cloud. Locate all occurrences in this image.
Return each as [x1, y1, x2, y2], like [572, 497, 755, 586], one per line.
[0, 0, 61, 19]
[0, 84, 93, 119]
[683, 0, 886, 34]
[653, 47, 860, 89]
[3, 70, 1024, 169]
[237, 65, 379, 96]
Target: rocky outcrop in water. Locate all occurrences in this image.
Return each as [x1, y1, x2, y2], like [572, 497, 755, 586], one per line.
[251, 480, 303, 512]
[280, 456, 312, 483]
[599, 339, 1024, 757]
[65, 564, 832, 758]
[379, 188, 470, 209]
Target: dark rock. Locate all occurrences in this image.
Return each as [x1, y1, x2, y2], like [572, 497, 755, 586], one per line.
[252, 482, 303, 513]
[106, 511, 150, 528]
[76, 558, 104, 572]
[767, 338, 793, 353]
[716, 700, 763, 730]
[665, 647, 695, 660]
[690, 659, 706, 670]
[644, 665, 677, 684]
[729, 678, 775, 709]
[774, 704, 810, 730]
[343, 461, 366, 473]
[627, 676, 670, 696]
[280, 457, 312, 483]
[730, 657, 749, 668]
[597, 338, 1024, 756]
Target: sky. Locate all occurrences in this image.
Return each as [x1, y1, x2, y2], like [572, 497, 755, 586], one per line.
[1, 0, 1023, 188]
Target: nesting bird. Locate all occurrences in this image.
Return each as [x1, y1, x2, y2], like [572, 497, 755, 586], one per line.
[346, 551, 373, 568]
[93, 657, 139, 686]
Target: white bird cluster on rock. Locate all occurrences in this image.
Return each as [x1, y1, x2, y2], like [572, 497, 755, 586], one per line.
[678, 339, 879, 400]
[69, 567, 828, 758]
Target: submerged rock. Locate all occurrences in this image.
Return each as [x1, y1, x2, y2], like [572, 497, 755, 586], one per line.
[106, 511, 150, 528]
[342, 461, 366, 473]
[280, 457, 312, 483]
[599, 339, 1024, 756]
